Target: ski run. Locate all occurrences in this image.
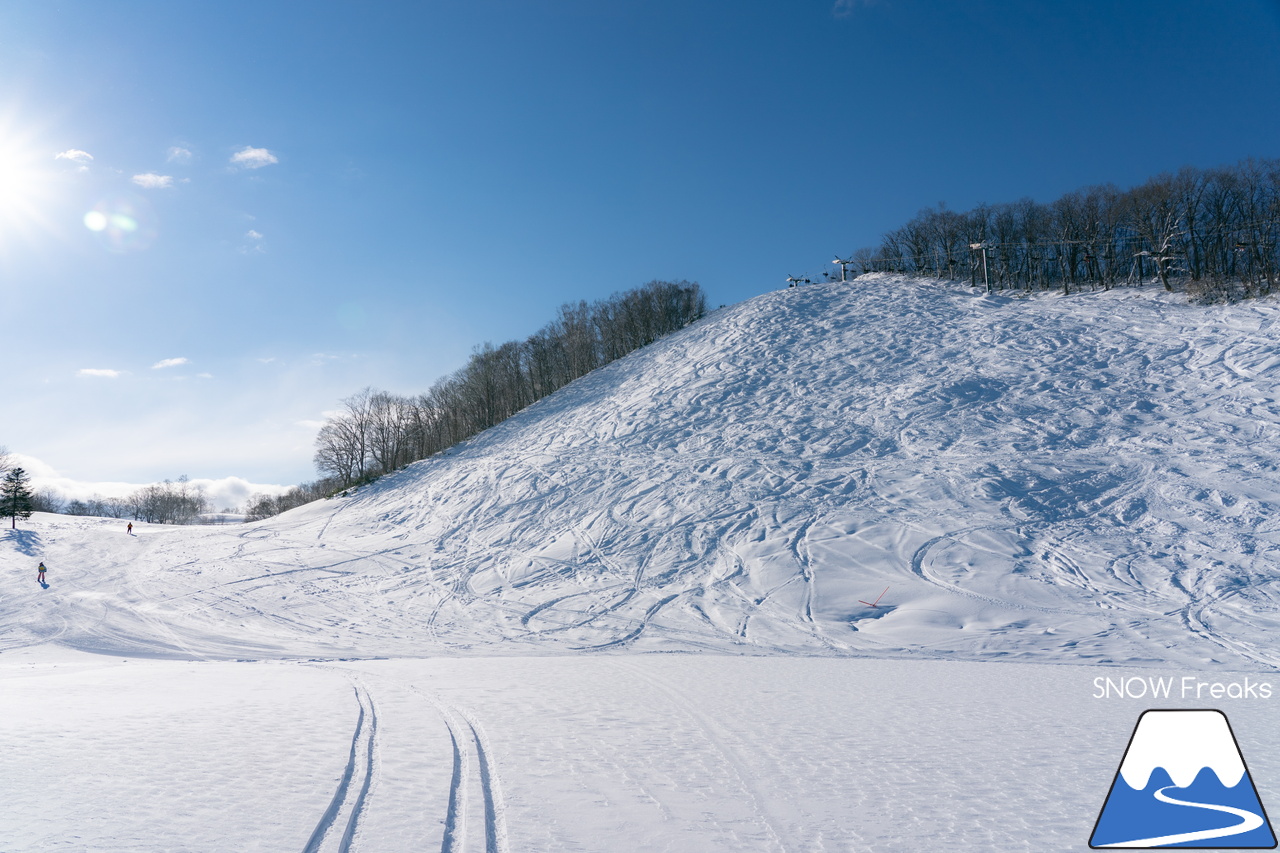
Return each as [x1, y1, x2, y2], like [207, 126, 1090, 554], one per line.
[4, 275, 1280, 851]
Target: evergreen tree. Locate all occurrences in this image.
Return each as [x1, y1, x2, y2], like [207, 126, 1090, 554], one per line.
[1, 467, 35, 529]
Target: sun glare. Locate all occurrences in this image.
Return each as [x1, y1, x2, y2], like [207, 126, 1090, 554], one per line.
[0, 148, 51, 228]
[0, 110, 63, 256]
[0, 106, 164, 258]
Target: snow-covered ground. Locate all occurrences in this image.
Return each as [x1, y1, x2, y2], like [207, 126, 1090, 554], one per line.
[5, 650, 1276, 852]
[3, 276, 1279, 850]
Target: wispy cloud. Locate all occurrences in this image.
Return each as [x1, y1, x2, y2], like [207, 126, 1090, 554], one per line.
[55, 149, 93, 164]
[152, 357, 189, 370]
[833, 0, 876, 17]
[239, 229, 266, 255]
[132, 173, 174, 189]
[231, 146, 278, 169]
[167, 146, 193, 164]
[77, 368, 121, 378]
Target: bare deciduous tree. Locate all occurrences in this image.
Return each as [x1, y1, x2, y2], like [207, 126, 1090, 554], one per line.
[850, 157, 1280, 303]
[307, 280, 707, 500]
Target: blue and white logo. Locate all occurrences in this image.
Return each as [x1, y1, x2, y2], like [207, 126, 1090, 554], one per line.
[1091, 709, 1276, 848]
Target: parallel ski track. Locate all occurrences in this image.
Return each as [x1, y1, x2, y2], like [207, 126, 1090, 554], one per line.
[302, 682, 378, 853]
[308, 665, 510, 853]
[397, 678, 510, 853]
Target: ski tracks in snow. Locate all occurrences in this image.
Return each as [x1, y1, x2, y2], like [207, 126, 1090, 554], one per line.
[303, 666, 509, 853]
[303, 683, 379, 853]
[1180, 590, 1280, 669]
[404, 675, 509, 853]
[406, 680, 510, 853]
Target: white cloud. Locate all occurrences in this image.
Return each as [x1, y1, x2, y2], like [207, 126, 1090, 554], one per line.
[239, 229, 266, 255]
[12, 453, 141, 502]
[132, 173, 174, 189]
[77, 368, 121, 379]
[167, 146, 193, 164]
[15, 454, 293, 511]
[55, 149, 93, 164]
[197, 373, 214, 379]
[152, 357, 189, 370]
[231, 146, 278, 169]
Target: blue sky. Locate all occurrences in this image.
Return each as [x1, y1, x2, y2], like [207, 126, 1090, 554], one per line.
[3, 0, 1279, 502]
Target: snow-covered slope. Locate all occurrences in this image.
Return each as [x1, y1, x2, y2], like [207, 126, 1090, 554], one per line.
[9, 276, 1280, 853]
[5, 275, 1280, 667]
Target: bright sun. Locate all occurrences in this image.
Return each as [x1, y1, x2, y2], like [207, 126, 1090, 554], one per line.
[0, 110, 67, 255]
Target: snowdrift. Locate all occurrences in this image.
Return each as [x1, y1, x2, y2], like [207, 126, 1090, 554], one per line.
[5, 275, 1280, 667]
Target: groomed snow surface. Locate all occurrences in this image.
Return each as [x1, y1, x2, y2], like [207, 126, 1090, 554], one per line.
[3, 275, 1279, 850]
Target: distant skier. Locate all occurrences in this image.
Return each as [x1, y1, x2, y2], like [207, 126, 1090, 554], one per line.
[127, 522, 133, 535]
[37, 562, 46, 584]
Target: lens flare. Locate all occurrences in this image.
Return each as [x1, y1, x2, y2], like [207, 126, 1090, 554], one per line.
[83, 196, 157, 253]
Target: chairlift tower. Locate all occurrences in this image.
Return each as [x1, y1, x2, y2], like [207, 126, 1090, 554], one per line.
[832, 256, 854, 283]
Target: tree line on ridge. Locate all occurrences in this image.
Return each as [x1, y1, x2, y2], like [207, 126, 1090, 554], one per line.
[243, 280, 707, 519]
[849, 158, 1280, 301]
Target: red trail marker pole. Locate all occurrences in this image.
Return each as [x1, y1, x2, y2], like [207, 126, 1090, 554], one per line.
[858, 586, 889, 608]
